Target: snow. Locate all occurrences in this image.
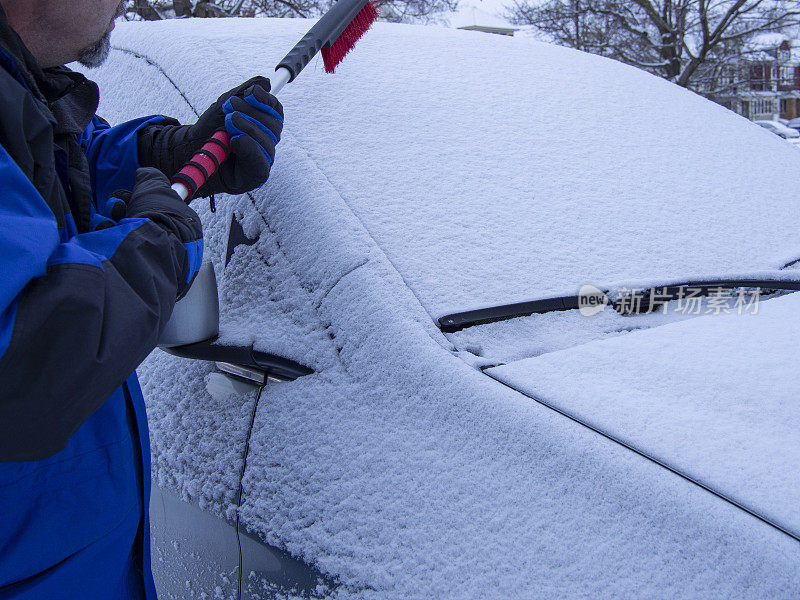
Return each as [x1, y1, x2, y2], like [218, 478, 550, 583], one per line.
[742, 32, 799, 62]
[485, 290, 800, 539]
[747, 32, 789, 51]
[78, 17, 800, 598]
[443, 0, 515, 30]
[239, 252, 800, 598]
[94, 18, 800, 324]
[139, 348, 254, 520]
[445, 286, 798, 365]
[445, 294, 711, 364]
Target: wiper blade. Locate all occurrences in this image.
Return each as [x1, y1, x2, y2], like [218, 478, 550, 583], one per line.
[439, 295, 581, 332]
[438, 278, 800, 332]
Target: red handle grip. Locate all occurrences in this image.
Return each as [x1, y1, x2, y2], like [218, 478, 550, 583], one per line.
[171, 129, 231, 200]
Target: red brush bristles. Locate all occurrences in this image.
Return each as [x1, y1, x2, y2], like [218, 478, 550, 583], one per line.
[321, 1, 378, 74]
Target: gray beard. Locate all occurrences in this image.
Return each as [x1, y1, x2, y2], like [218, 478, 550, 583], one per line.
[76, 30, 111, 68]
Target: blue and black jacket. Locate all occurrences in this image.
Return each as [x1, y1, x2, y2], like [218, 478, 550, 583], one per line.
[0, 6, 201, 598]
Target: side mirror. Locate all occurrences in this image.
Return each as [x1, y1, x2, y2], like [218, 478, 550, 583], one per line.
[158, 261, 220, 348]
[156, 216, 313, 386]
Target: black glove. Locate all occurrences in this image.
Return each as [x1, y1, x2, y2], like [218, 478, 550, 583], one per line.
[110, 168, 204, 298]
[137, 76, 284, 198]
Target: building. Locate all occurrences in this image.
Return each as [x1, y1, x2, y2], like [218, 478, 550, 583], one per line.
[712, 34, 800, 121]
[445, 0, 518, 36]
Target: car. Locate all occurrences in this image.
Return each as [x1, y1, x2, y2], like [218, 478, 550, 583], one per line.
[786, 116, 800, 131]
[755, 118, 800, 138]
[80, 16, 800, 599]
[755, 120, 800, 149]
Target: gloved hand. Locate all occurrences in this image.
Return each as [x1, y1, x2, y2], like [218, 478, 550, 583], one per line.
[137, 76, 284, 198]
[109, 168, 204, 298]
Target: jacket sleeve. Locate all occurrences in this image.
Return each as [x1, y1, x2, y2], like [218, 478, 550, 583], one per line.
[0, 139, 198, 462]
[80, 115, 203, 281]
[80, 114, 175, 202]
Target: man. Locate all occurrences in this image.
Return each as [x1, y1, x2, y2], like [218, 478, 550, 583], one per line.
[0, 0, 284, 597]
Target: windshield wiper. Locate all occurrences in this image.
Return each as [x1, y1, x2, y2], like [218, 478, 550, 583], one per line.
[439, 296, 581, 333]
[438, 278, 800, 332]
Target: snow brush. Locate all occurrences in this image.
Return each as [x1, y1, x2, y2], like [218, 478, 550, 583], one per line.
[158, 0, 376, 360]
[170, 0, 378, 201]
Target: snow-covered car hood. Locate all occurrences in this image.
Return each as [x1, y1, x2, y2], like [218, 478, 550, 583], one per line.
[486, 291, 800, 539]
[81, 18, 800, 599]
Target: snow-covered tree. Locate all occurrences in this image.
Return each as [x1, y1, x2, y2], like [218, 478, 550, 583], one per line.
[127, 0, 456, 22]
[506, 0, 800, 91]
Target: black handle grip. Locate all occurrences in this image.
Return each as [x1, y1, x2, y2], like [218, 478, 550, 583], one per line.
[276, 0, 370, 81]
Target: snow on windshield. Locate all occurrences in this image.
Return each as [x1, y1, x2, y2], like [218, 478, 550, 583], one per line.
[98, 18, 800, 325]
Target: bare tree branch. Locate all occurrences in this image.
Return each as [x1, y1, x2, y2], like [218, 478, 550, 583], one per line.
[508, 0, 800, 91]
[127, 0, 455, 22]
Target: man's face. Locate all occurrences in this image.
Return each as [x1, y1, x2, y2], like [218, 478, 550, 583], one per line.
[74, 0, 126, 67]
[25, 0, 126, 67]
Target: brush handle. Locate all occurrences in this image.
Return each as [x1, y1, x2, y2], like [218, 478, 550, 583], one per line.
[171, 130, 231, 201]
[276, 0, 371, 81]
[170, 68, 291, 202]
